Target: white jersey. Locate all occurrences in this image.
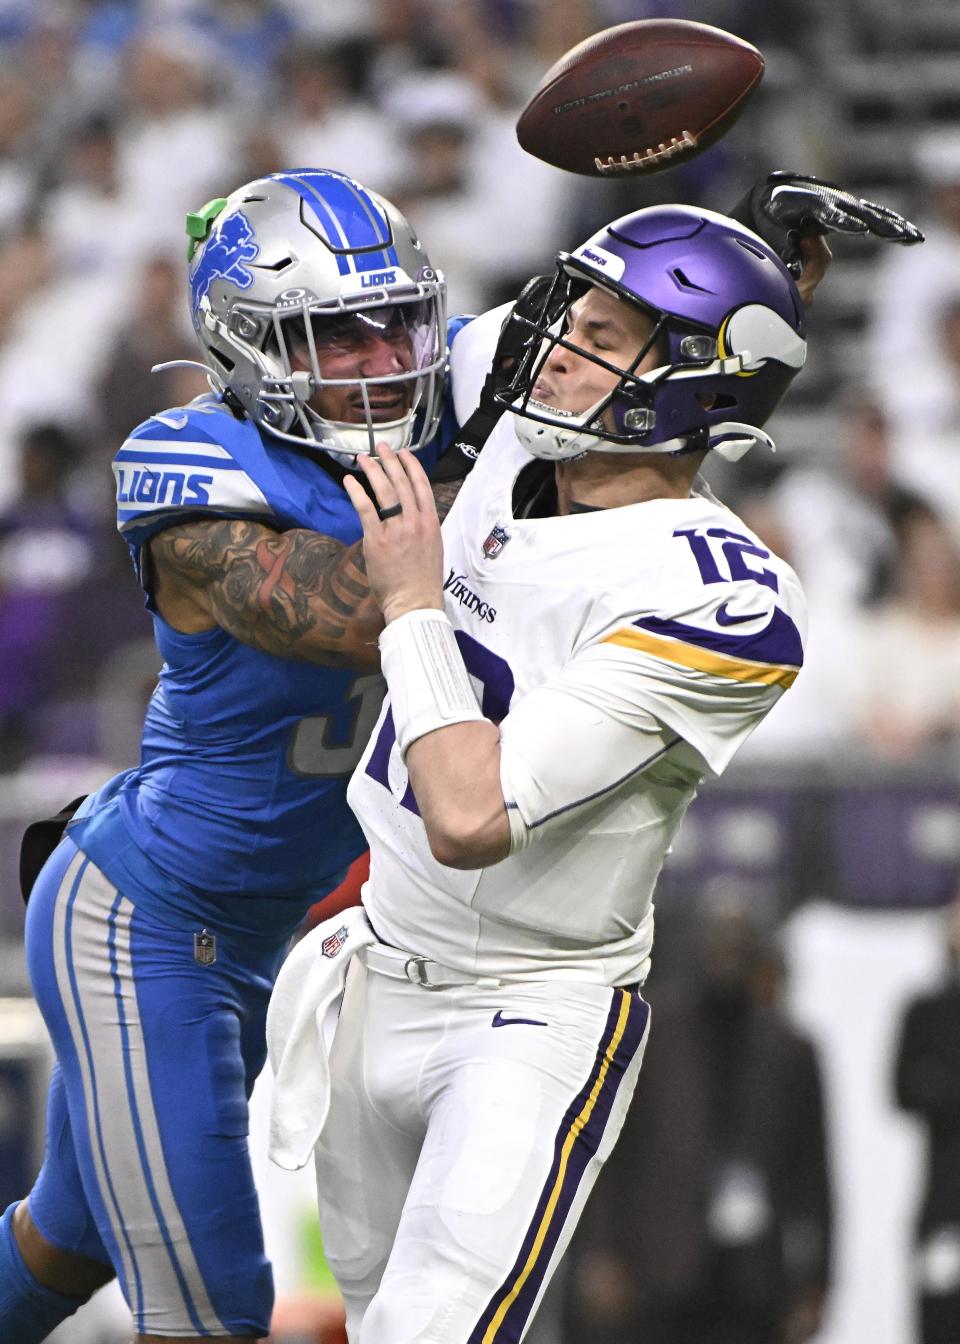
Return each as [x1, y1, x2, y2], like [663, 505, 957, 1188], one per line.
[348, 420, 806, 987]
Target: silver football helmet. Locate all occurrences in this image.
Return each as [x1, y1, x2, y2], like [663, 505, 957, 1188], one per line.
[184, 169, 447, 457]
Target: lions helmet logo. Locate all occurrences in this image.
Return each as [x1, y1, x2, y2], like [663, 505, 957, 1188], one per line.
[190, 211, 259, 326]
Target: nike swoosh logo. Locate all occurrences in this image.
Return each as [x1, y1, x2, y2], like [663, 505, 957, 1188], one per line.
[152, 412, 189, 430]
[492, 1010, 548, 1028]
[716, 601, 766, 626]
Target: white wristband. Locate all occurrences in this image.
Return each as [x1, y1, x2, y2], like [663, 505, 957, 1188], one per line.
[379, 609, 485, 760]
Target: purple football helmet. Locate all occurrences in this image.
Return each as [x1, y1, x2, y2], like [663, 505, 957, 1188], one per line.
[498, 205, 807, 462]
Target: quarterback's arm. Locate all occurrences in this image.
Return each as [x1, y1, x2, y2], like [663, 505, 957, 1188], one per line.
[345, 448, 694, 870]
[148, 478, 465, 672]
[404, 717, 509, 869]
[399, 676, 687, 870]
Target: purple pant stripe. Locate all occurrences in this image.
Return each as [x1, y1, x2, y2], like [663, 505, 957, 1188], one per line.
[467, 988, 650, 1344]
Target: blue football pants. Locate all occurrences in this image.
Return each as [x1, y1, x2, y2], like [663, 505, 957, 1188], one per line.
[23, 837, 287, 1337]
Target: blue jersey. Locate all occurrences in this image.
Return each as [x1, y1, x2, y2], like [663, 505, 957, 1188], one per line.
[68, 358, 467, 938]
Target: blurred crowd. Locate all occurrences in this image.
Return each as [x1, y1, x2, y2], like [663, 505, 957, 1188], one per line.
[1, 6, 959, 1344]
[0, 0, 956, 777]
[563, 888, 833, 1344]
[0, 0, 959, 778]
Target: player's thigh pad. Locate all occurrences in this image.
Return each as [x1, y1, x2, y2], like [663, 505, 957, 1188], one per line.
[314, 961, 424, 1340]
[350, 973, 651, 1344]
[24, 839, 283, 1338]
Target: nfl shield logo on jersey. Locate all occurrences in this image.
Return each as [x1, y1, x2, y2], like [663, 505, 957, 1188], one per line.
[482, 524, 510, 559]
[194, 930, 217, 965]
[322, 925, 349, 958]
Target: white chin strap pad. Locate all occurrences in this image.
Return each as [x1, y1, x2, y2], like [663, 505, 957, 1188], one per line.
[512, 407, 598, 462]
[515, 412, 776, 464]
[709, 422, 777, 462]
[323, 415, 415, 459]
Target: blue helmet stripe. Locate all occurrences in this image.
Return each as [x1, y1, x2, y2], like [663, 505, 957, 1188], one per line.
[337, 175, 400, 271]
[316, 173, 394, 273]
[282, 172, 351, 275]
[275, 170, 397, 274]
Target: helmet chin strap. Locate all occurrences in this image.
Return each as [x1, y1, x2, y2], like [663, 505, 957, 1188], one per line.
[513, 409, 777, 463]
[255, 365, 419, 458]
[321, 415, 415, 460]
[708, 423, 777, 461]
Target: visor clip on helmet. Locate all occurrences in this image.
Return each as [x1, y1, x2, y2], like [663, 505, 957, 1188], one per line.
[186, 197, 229, 261]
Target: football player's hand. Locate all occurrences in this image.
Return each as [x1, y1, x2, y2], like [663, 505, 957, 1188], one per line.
[757, 170, 924, 245]
[733, 169, 924, 282]
[344, 446, 444, 625]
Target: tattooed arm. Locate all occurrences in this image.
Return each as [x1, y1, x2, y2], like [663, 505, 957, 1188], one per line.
[149, 519, 382, 669]
[148, 481, 465, 672]
[430, 478, 463, 524]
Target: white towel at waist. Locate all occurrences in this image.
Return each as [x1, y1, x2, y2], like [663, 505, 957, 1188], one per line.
[266, 904, 376, 1171]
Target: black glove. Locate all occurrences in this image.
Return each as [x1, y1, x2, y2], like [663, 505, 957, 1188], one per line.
[430, 274, 555, 481]
[730, 170, 924, 275]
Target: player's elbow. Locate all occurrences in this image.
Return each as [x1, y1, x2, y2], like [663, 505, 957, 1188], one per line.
[424, 810, 511, 870]
[406, 733, 511, 868]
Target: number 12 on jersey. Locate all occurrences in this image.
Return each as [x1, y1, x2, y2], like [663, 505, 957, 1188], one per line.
[675, 526, 779, 592]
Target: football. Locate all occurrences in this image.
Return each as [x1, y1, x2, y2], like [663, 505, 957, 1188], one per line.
[516, 20, 764, 177]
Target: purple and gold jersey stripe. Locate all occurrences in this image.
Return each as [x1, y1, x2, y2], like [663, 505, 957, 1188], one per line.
[603, 606, 802, 689]
[634, 607, 804, 666]
[468, 988, 650, 1344]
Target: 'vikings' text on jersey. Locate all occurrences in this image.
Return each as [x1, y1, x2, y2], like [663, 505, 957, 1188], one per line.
[349, 395, 806, 984]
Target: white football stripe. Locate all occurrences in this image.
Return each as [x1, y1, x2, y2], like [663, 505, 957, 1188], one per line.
[117, 439, 234, 458]
[52, 852, 139, 1307]
[103, 895, 226, 1335]
[113, 462, 272, 515]
[53, 861, 226, 1335]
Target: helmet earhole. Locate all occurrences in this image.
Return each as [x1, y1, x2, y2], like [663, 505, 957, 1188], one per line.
[231, 313, 261, 341]
[680, 335, 716, 361]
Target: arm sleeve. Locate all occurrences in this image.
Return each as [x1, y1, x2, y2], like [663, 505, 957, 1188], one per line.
[497, 622, 796, 851]
[114, 407, 275, 551]
[584, 610, 802, 774]
[498, 651, 706, 852]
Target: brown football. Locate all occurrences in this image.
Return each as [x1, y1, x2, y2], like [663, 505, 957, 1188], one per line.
[516, 20, 764, 177]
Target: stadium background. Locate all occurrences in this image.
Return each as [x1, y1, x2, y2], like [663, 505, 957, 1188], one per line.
[0, 0, 958, 1340]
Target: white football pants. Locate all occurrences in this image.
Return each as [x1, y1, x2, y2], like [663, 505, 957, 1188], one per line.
[314, 958, 651, 1344]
